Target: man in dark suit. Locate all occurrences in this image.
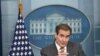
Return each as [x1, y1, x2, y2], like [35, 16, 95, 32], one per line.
[40, 24, 86, 56]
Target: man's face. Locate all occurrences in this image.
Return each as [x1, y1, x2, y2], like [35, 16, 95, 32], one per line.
[55, 29, 70, 47]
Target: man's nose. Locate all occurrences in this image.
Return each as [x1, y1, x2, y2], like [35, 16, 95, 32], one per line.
[62, 37, 66, 41]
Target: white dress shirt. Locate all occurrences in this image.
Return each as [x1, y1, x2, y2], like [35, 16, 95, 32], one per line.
[55, 42, 67, 53]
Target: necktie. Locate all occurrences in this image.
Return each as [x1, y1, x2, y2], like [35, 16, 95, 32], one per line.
[60, 47, 69, 56]
[60, 47, 65, 53]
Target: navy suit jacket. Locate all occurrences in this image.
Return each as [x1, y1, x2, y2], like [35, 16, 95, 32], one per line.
[40, 41, 86, 56]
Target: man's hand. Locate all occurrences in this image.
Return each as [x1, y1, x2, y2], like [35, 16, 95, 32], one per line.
[57, 52, 69, 56]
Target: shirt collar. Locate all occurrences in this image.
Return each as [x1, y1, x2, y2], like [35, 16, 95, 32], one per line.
[55, 41, 67, 52]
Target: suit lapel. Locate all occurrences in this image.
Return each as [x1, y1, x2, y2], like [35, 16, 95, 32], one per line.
[52, 43, 58, 56]
[67, 41, 73, 56]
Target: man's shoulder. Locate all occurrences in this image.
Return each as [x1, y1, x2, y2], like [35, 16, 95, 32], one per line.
[40, 43, 58, 56]
[68, 41, 81, 48]
[41, 43, 55, 51]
